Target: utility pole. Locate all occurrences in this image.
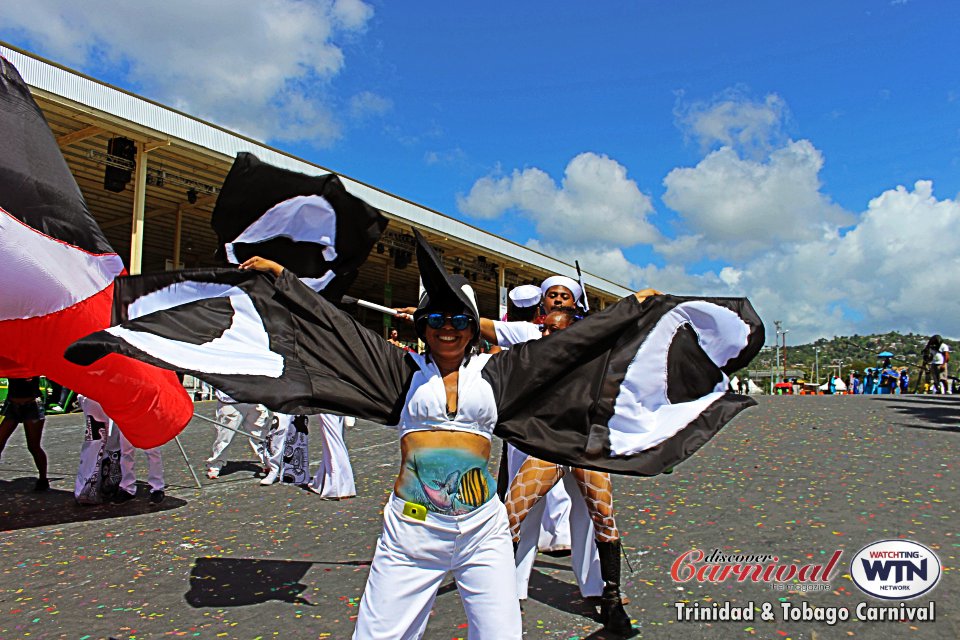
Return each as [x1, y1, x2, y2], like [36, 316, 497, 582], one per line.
[774, 321, 782, 384]
[782, 328, 790, 381]
[815, 347, 820, 384]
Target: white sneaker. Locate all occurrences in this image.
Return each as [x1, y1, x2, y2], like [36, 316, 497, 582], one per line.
[260, 468, 279, 486]
[206, 468, 220, 479]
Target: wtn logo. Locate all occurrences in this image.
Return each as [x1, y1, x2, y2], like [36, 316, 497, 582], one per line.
[851, 540, 941, 600]
[861, 558, 927, 583]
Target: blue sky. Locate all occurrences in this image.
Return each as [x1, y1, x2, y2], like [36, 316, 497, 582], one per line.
[2, 1, 959, 343]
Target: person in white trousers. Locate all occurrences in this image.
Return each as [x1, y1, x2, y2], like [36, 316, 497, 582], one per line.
[116, 430, 165, 503]
[479, 281, 605, 606]
[307, 414, 356, 499]
[206, 389, 270, 479]
[78, 396, 165, 504]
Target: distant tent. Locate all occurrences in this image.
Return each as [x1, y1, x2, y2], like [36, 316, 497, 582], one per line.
[730, 375, 763, 395]
[820, 378, 848, 392]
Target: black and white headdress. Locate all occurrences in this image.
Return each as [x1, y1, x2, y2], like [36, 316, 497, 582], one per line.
[411, 229, 480, 341]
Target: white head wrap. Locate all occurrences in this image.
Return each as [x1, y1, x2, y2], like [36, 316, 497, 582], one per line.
[540, 275, 583, 306]
[508, 284, 542, 309]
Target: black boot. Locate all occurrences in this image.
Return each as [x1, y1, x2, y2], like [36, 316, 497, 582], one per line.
[596, 539, 633, 635]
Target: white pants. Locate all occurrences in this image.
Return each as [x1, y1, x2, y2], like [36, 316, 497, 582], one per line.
[118, 432, 164, 493]
[308, 414, 356, 498]
[264, 413, 291, 474]
[514, 473, 603, 599]
[506, 444, 603, 599]
[207, 402, 270, 471]
[353, 494, 522, 640]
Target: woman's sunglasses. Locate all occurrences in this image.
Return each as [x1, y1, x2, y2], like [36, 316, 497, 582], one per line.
[425, 313, 473, 330]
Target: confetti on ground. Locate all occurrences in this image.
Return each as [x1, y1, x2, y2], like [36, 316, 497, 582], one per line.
[0, 396, 955, 638]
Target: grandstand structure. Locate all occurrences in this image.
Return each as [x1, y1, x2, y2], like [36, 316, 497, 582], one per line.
[1, 43, 632, 334]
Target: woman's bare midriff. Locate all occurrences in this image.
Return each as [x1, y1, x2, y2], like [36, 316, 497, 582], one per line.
[394, 430, 495, 514]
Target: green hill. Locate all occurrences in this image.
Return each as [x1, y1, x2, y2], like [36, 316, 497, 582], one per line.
[742, 331, 957, 384]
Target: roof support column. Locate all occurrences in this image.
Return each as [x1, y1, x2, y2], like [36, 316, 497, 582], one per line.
[497, 263, 507, 319]
[129, 141, 148, 275]
[172, 203, 183, 270]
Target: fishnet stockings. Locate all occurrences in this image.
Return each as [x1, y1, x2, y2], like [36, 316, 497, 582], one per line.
[505, 456, 619, 543]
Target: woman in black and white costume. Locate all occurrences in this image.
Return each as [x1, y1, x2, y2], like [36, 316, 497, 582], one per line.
[496, 284, 575, 556]
[241, 240, 528, 640]
[68, 229, 763, 639]
[482, 283, 606, 610]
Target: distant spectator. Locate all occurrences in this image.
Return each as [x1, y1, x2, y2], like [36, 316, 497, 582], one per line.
[387, 327, 404, 348]
[923, 335, 951, 394]
[899, 369, 910, 394]
[0, 377, 49, 491]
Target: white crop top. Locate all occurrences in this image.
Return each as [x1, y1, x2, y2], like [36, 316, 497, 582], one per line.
[396, 352, 499, 439]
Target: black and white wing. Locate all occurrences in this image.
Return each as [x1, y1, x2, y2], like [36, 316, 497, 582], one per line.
[211, 152, 388, 297]
[483, 294, 764, 476]
[68, 269, 416, 422]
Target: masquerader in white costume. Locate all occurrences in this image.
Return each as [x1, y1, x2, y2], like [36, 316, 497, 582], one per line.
[479, 276, 631, 633]
[307, 413, 357, 499]
[489, 284, 603, 609]
[206, 389, 271, 480]
[241, 246, 572, 640]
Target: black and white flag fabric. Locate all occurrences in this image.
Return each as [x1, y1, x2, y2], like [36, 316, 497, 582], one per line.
[483, 294, 763, 475]
[68, 267, 418, 421]
[67, 260, 763, 476]
[211, 152, 388, 298]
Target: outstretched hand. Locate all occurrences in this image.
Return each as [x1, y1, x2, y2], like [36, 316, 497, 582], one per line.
[239, 256, 284, 277]
[393, 306, 417, 323]
[635, 288, 663, 303]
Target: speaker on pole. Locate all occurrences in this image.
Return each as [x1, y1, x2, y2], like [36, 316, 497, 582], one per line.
[104, 137, 136, 192]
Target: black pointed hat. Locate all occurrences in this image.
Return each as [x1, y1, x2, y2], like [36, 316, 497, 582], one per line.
[412, 228, 480, 340]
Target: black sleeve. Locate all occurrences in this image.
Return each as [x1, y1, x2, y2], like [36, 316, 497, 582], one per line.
[481, 294, 764, 476]
[273, 269, 417, 424]
[483, 295, 647, 421]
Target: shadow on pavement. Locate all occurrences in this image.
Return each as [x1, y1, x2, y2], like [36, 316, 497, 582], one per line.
[185, 557, 371, 608]
[524, 560, 640, 638]
[216, 460, 265, 478]
[0, 478, 187, 531]
[875, 395, 960, 429]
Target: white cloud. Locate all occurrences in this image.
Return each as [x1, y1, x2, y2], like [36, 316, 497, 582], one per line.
[0, 0, 375, 145]
[693, 180, 960, 342]
[349, 91, 392, 120]
[525, 239, 722, 297]
[662, 140, 854, 260]
[458, 152, 660, 247]
[460, 89, 960, 342]
[676, 91, 788, 155]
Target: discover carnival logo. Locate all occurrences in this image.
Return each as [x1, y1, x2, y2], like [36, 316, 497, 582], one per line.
[671, 548, 841, 588]
[850, 540, 942, 600]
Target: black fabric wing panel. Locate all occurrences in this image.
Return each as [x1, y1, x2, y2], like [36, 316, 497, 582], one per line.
[0, 56, 114, 254]
[273, 269, 416, 424]
[484, 295, 648, 471]
[68, 269, 416, 424]
[484, 294, 764, 477]
[210, 152, 388, 299]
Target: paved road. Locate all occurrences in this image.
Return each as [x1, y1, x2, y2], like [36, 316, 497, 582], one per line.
[0, 395, 956, 639]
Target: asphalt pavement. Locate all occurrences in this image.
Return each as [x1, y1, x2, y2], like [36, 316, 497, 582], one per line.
[0, 395, 956, 639]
